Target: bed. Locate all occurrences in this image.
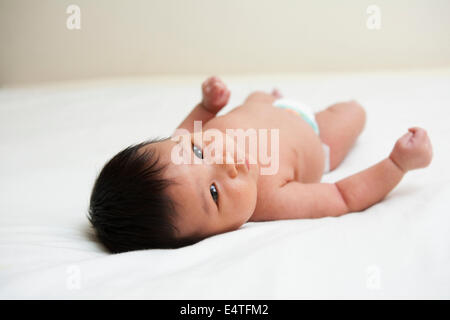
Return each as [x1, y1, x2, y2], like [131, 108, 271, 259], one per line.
[1, 70, 449, 299]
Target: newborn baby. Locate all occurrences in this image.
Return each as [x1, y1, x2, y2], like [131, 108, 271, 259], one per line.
[88, 76, 433, 253]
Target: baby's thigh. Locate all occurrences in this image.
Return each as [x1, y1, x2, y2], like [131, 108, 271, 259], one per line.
[315, 101, 366, 170]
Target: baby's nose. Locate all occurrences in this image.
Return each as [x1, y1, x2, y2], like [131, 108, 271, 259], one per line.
[222, 152, 238, 178]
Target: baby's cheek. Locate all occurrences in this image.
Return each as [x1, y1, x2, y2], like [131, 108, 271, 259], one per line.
[233, 180, 258, 220]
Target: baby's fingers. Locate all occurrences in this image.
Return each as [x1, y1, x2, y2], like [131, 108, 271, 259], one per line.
[397, 131, 413, 147]
[408, 127, 428, 139]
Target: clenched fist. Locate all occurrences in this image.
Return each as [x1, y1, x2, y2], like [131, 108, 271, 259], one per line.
[389, 127, 433, 172]
[201, 76, 231, 114]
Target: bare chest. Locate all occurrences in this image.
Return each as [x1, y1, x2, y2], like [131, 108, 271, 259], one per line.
[204, 103, 326, 221]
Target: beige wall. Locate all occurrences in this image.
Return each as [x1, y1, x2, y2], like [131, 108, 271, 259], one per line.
[1, 0, 449, 86]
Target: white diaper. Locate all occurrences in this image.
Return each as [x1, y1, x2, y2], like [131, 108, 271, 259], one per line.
[273, 98, 331, 174]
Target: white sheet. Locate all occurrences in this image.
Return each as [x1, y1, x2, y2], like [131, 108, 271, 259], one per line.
[1, 71, 450, 299]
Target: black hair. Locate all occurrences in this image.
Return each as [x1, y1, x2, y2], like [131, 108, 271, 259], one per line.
[88, 138, 198, 253]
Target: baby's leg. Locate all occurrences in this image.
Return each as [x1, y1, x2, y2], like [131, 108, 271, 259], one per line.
[315, 101, 366, 171]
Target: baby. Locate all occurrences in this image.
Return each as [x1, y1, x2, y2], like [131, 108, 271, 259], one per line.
[88, 76, 433, 253]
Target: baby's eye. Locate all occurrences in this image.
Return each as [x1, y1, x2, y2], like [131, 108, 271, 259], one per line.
[210, 184, 218, 203]
[192, 144, 203, 159]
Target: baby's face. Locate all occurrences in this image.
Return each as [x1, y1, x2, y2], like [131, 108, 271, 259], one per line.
[149, 131, 259, 241]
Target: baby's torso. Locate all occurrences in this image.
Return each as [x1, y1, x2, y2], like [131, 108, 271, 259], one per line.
[203, 100, 325, 221]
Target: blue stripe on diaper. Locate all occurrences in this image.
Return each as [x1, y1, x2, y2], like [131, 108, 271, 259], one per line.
[275, 104, 320, 135]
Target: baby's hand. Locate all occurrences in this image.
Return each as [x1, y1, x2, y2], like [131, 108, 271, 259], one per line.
[389, 127, 433, 172]
[201, 76, 231, 114]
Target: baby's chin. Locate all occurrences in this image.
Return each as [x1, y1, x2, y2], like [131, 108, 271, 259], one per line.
[242, 203, 257, 224]
[242, 180, 259, 223]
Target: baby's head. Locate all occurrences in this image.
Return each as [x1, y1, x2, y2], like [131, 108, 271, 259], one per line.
[88, 132, 259, 253]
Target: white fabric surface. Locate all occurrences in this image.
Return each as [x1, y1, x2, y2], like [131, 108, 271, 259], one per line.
[1, 71, 449, 299]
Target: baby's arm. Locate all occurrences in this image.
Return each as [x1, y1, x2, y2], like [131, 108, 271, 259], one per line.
[175, 76, 230, 133]
[266, 127, 433, 219]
